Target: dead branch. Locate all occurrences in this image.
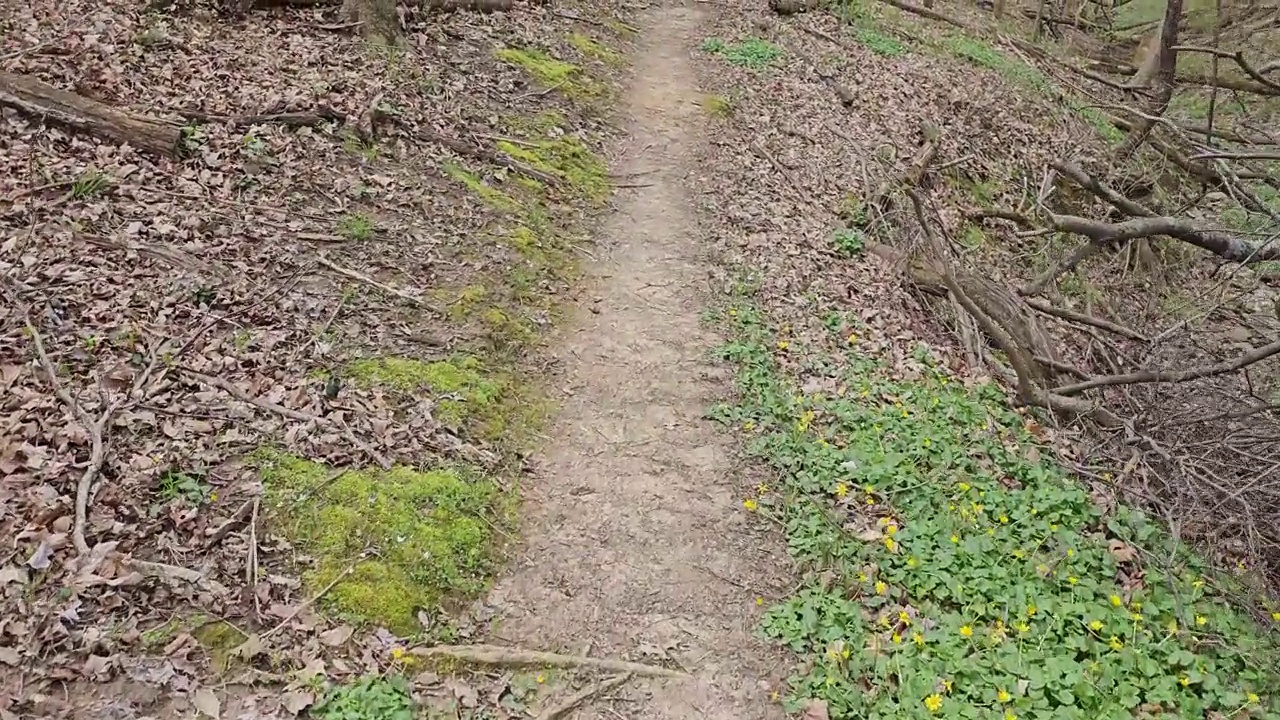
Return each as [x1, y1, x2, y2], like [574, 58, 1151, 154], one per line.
[1025, 297, 1149, 341]
[1167, 46, 1280, 93]
[205, 498, 256, 549]
[1051, 338, 1280, 395]
[769, 0, 822, 14]
[178, 107, 346, 128]
[873, 0, 969, 27]
[409, 644, 687, 678]
[537, 674, 631, 720]
[0, 72, 181, 156]
[1020, 241, 1107, 296]
[1048, 213, 1280, 263]
[315, 253, 429, 308]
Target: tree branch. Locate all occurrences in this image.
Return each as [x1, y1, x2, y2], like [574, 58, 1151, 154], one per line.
[1052, 338, 1280, 396]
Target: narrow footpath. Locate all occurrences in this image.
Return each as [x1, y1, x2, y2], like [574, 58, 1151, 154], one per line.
[486, 4, 788, 718]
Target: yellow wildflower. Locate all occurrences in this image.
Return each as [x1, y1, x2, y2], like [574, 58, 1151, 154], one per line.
[777, 341, 789, 351]
[1026, 604, 1037, 617]
[847, 333, 858, 344]
[950, 534, 960, 544]
[875, 581, 887, 595]
[943, 679, 953, 693]
[391, 647, 405, 660]
[1272, 612, 1280, 621]
[856, 571, 868, 582]
[1015, 621, 1030, 634]
[1109, 595, 1123, 607]
[536, 673, 546, 684]
[885, 523, 898, 536]
[743, 420, 755, 432]
[863, 484, 875, 494]
[960, 625, 973, 638]
[770, 691, 780, 701]
[898, 610, 911, 625]
[884, 537, 897, 551]
[1131, 613, 1143, 622]
[1088, 620, 1103, 632]
[1004, 712, 1016, 720]
[743, 499, 758, 511]
[1192, 579, 1204, 589]
[997, 689, 1012, 703]
[907, 557, 919, 568]
[1108, 636, 1123, 651]
[1166, 619, 1178, 634]
[957, 482, 971, 492]
[1247, 693, 1260, 704]
[923, 694, 943, 713]
[999, 514, 1009, 524]
[912, 632, 924, 646]
[1195, 615, 1207, 626]
[209, 492, 219, 502]
[756, 597, 764, 606]
[835, 482, 849, 498]
[891, 633, 902, 644]
[987, 528, 995, 536]
[1179, 676, 1190, 687]
[757, 483, 769, 495]
[1068, 576, 1078, 585]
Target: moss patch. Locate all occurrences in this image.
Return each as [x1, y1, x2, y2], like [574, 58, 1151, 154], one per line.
[348, 355, 501, 428]
[443, 162, 520, 212]
[700, 94, 735, 118]
[568, 32, 623, 66]
[494, 133, 609, 205]
[495, 47, 603, 100]
[260, 453, 500, 634]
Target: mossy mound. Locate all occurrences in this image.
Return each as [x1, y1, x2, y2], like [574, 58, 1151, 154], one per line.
[260, 453, 499, 633]
[495, 135, 609, 205]
[495, 47, 604, 100]
[568, 32, 623, 66]
[346, 354, 543, 443]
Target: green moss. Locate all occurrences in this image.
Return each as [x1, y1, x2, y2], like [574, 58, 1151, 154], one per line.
[568, 32, 623, 66]
[259, 454, 499, 634]
[192, 619, 247, 672]
[496, 47, 603, 100]
[443, 162, 520, 212]
[700, 94, 735, 118]
[495, 135, 609, 205]
[347, 355, 502, 429]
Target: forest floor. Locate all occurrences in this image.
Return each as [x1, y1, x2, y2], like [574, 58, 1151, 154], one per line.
[6, 0, 1280, 718]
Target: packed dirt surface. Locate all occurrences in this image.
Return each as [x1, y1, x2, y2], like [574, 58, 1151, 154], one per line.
[487, 4, 789, 718]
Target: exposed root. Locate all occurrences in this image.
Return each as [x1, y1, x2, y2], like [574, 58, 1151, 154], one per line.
[409, 644, 688, 678]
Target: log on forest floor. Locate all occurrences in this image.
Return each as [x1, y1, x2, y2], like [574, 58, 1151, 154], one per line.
[0, 72, 181, 157]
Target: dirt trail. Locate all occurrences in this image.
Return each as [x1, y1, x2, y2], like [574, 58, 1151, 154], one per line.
[486, 3, 787, 718]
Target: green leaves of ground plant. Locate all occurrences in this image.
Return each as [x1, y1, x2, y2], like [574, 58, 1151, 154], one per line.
[312, 676, 414, 720]
[700, 37, 782, 69]
[712, 302, 1280, 719]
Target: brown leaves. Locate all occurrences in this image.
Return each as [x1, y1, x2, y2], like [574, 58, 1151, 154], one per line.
[802, 699, 830, 720]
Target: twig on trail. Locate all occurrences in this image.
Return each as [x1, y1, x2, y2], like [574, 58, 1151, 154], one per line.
[614, 182, 655, 189]
[263, 563, 356, 638]
[177, 107, 346, 129]
[246, 499, 260, 618]
[409, 644, 688, 678]
[142, 186, 340, 224]
[316, 253, 428, 308]
[537, 674, 631, 720]
[206, 498, 255, 549]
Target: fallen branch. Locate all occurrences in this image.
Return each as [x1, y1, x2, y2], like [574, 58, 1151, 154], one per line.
[205, 498, 256, 549]
[178, 106, 346, 128]
[769, 0, 822, 13]
[425, 131, 559, 186]
[537, 674, 631, 720]
[1171, 45, 1280, 93]
[1025, 298, 1149, 341]
[1049, 213, 1280, 263]
[1052, 337, 1280, 395]
[316, 253, 428, 308]
[0, 72, 181, 156]
[410, 644, 688, 678]
[262, 563, 355, 638]
[874, 0, 968, 27]
[1020, 240, 1106, 296]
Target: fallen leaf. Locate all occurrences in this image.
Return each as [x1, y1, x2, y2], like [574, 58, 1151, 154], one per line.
[281, 690, 314, 715]
[319, 624, 353, 647]
[1108, 539, 1137, 564]
[802, 699, 829, 720]
[193, 688, 221, 719]
[0, 647, 20, 666]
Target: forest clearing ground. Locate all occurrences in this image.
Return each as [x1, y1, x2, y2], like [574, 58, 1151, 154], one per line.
[485, 3, 790, 718]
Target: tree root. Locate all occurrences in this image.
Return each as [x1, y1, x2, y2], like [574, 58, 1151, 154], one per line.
[410, 644, 688, 678]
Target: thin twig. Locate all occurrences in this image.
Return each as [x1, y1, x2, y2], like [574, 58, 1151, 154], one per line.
[316, 254, 428, 308]
[262, 563, 356, 638]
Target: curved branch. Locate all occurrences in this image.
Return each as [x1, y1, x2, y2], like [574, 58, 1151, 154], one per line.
[1048, 213, 1280, 263]
[1052, 338, 1280, 396]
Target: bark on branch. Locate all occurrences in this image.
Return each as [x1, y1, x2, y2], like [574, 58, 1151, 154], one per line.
[1049, 213, 1280, 263]
[1051, 338, 1280, 395]
[0, 72, 181, 156]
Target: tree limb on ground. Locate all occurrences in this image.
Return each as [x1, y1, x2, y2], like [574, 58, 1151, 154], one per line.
[0, 72, 181, 157]
[1171, 45, 1280, 93]
[1051, 337, 1280, 396]
[1024, 297, 1149, 342]
[874, 0, 969, 28]
[178, 106, 346, 128]
[1049, 213, 1280, 263]
[410, 644, 687, 678]
[768, 0, 822, 14]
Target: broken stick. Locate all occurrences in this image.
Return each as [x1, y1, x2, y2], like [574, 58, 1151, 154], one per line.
[410, 644, 687, 678]
[537, 674, 631, 720]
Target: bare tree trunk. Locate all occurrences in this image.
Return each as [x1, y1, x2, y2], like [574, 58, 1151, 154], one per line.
[341, 0, 401, 44]
[1116, 0, 1182, 158]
